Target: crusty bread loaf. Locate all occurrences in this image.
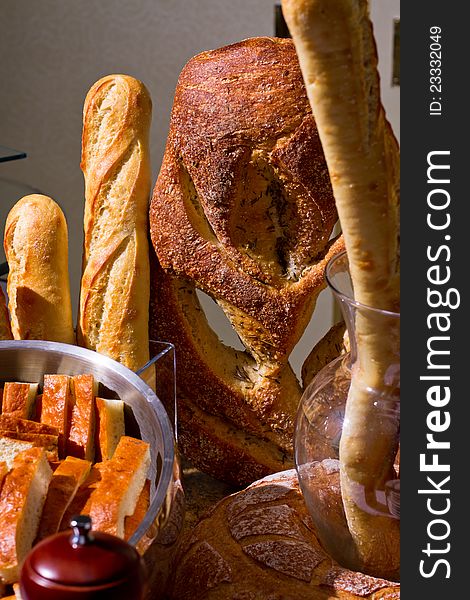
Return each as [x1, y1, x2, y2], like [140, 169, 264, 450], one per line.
[94, 397, 125, 461]
[0, 288, 12, 341]
[0, 448, 52, 584]
[84, 436, 150, 538]
[150, 37, 343, 486]
[59, 462, 105, 531]
[77, 74, 152, 375]
[3, 195, 75, 344]
[1, 383, 38, 420]
[168, 469, 399, 599]
[282, 0, 400, 580]
[36, 456, 92, 542]
[66, 374, 96, 461]
[40, 374, 71, 457]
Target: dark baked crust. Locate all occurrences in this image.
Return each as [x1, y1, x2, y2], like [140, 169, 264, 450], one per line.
[168, 469, 400, 599]
[150, 37, 343, 485]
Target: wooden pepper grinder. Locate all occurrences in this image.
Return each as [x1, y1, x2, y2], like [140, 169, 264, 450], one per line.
[20, 515, 148, 599]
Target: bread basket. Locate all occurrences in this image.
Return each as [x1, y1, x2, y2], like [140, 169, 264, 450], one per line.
[0, 339, 176, 550]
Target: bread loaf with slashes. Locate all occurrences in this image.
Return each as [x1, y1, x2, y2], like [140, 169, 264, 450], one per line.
[150, 37, 343, 486]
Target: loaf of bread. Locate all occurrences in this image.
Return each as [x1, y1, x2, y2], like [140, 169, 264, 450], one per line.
[0, 447, 52, 584]
[282, 0, 400, 580]
[77, 74, 153, 375]
[3, 195, 75, 344]
[168, 469, 399, 599]
[150, 37, 343, 486]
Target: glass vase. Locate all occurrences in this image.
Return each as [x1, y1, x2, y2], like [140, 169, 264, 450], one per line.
[294, 250, 400, 576]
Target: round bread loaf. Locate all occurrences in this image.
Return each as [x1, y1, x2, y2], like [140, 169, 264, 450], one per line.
[150, 37, 343, 486]
[168, 468, 399, 599]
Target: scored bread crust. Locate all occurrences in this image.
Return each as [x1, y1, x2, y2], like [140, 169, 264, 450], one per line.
[169, 468, 399, 599]
[4, 195, 75, 344]
[78, 74, 152, 374]
[150, 37, 344, 486]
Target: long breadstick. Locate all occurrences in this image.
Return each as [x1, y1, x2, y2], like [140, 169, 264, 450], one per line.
[78, 75, 152, 375]
[282, 0, 400, 580]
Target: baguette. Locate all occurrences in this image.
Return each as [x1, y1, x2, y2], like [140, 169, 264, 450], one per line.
[4, 195, 75, 344]
[0, 448, 52, 584]
[282, 0, 400, 580]
[77, 74, 152, 374]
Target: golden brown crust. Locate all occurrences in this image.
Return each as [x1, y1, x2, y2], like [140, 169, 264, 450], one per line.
[67, 374, 96, 461]
[0, 448, 52, 584]
[84, 436, 150, 538]
[1, 383, 38, 420]
[150, 37, 343, 485]
[40, 374, 71, 457]
[36, 456, 92, 542]
[169, 469, 399, 599]
[0, 415, 58, 437]
[4, 195, 75, 344]
[78, 74, 152, 374]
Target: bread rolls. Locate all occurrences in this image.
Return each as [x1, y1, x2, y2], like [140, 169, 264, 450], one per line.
[77, 74, 152, 374]
[4, 194, 75, 344]
[150, 37, 343, 486]
[168, 469, 399, 599]
[282, 0, 400, 580]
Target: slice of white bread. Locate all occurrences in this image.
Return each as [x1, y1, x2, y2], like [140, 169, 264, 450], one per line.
[40, 374, 71, 457]
[36, 456, 92, 542]
[67, 374, 97, 461]
[0, 447, 52, 584]
[85, 436, 150, 538]
[0, 437, 34, 470]
[95, 398, 125, 461]
[0, 415, 59, 437]
[1, 383, 38, 419]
